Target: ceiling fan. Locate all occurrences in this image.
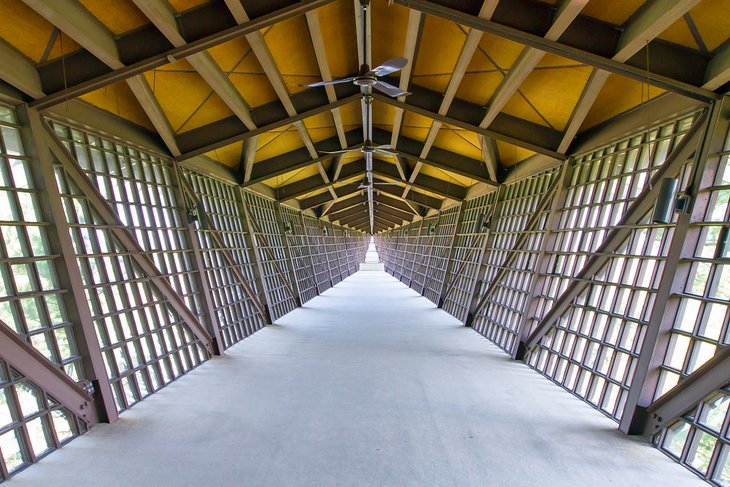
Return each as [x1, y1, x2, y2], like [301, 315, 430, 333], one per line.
[321, 139, 397, 157]
[302, 58, 411, 97]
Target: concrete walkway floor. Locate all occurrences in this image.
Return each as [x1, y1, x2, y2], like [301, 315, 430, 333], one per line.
[13, 271, 703, 486]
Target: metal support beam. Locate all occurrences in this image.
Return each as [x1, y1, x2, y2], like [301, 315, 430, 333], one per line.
[523, 109, 709, 353]
[466, 172, 563, 325]
[393, 0, 716, 102]
[436, 203, 465, 306]
[29, 0, 338, 111]
[21, 106, 117, 422]
[0, 320, 98, 424]
[241, 197, 299, 304]
[620, 97, 727, 434]
[274, 204, 303, 306]
[42, 119, 216, 354]
[643, 345, 730, 436]
[176, 168, 270, 323]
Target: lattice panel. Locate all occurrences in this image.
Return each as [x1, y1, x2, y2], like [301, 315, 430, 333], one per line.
[657, 387, 730, 484]
[423, 207, 460, 304]
[50, 121, 204, 325]
[281, 206, 317, 304]
[442, 192, 496, 323]
[243, 192, 297, 321]
[54, 164, 208, 412]
[0, 357, 85, 481]
[0, 108, 85, 382]
[472, 170, 557, 354]
[525, 114, 697, 422]
[184, 170, 266, 349]
[303, 215, 331, 294]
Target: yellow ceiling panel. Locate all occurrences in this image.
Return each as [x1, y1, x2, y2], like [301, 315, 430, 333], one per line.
[0, 0, 81, 63]
[318, 0, 358, 78]
[504, 56, 593, 131]
[501, 93, 550, 128]
[254, 125, 304, 162]
[143, 59, 234, 134]
[78, 0, 148, 35]
[180, 92, 236, 133]
[456, 33, 523, 105]
[303, 111, 336, 143]
[204, 141, 242, 168]
[371, 0, 410, 75]
[168, 0, 208, 13]
[339, 102, 362, 131]
[208, 37, 279, 108]
[418, 165, 474, 188]
[582, 0, 643, 25]
[687, 0, 730, 51]
[263, 164, 321, 189]
[658, 16, 699, 50]
[400, 111, 432, 142]
[582, 74, 665, 130]
[412, 15, 467, 93]
[433, 124, 482, 160]
[496, 141, 535, 167]
[372, 100, 395, 132]
[80, 83, 154, 131]
[264, 16, 320, 94]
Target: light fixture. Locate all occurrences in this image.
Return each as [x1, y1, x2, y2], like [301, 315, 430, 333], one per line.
[652, 177, 678, 224]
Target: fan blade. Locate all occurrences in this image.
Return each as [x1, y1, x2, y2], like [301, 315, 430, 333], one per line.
[372, 182, 401, 186]
[374, 144, 393, 150]
[320, 149, 354, 155]
[368, 57, 408, 77]
[374, 149, 398, 156]
[373, 80, 410, 97]
[301, 77, 355, 88]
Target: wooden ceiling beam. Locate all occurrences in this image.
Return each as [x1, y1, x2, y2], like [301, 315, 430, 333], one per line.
[0, 39, 44, 98]
[557, 0, 703, 154]
[479, 0, 588, 129]
[390, 9, 423, 179]
[29, 0, 336, 111]
[132, 0, 256, 130]
[402, 0, 499, 200]
[394, 0, 716, 102]
[224, 2, 339, 203]
[21, 0, 181, 156]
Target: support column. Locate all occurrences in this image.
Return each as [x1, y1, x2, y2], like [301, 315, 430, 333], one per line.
[513, 160, 572, 359]
[620, 100, 726, 434]
[274, 204, 302, 306]
[170, 162, 223, 355]
[20, 106, 117, 422]
[300, 212, 320, 293]
[437, 202, 466, 307]
[239, 191, 275, 323]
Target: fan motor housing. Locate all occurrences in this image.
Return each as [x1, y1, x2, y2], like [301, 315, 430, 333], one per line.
[354, 76, 377, 87]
